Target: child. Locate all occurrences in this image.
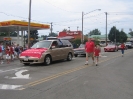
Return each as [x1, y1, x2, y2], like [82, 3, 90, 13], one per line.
[5, 47, 11, 64]
[94, 44, 101, 66]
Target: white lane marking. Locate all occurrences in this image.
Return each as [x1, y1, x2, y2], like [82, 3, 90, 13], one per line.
[100, 55, 107, 57]
[0, 67, 27, 73]
[0, 70, 3, 72]
[0, 84, 22, 90]
[7, 70, 30, 79]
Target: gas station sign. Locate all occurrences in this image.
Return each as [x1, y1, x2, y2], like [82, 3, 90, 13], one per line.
[3, 37, 11, 40]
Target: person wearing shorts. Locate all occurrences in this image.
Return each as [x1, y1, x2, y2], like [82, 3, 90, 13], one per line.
[94, 44, 101, 66]
[85, 37, 95, 65]
[5, 47, 11, 64]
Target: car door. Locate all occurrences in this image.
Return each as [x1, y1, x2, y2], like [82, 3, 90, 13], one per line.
[60, 40, 70, 58]
[50, 41, 62, 61]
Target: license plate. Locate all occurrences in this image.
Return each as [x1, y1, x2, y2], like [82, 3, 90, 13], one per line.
[24, 57, 28, 61]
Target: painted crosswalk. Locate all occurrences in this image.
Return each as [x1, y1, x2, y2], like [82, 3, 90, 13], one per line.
[0, 84, 22, 90]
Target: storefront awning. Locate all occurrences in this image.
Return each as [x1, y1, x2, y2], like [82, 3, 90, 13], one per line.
[0, 20, 50, 32]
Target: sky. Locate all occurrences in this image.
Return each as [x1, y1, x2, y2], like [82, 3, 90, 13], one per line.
[0, 0, 133, 36]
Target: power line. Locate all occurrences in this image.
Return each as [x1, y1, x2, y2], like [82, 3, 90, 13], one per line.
[43, 0, 81, 13]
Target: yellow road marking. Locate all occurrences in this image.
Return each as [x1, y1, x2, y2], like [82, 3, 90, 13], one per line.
[18, 50, 133, 90]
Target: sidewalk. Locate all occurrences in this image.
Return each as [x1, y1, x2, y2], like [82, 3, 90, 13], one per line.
[0, 55, 20, 65]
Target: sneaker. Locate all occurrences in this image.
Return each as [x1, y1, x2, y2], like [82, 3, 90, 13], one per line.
[85, 62, 88, 65]
[1, 61, 4, 64]
[96, 64, 98, 66]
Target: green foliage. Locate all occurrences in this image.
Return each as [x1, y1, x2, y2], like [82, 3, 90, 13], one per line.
[71, 38, 81, 48]
[89, 29, 101, 36]
[93, 37, 100, 45]
[30, 30, 39, 39]
[0, 32, 8, 36]
[119, 31, 128, 43]
[62, 29, 68, 32]
[0, 32, 19, 37]
[108, 26, 127, 43]
[48, 32, 58, 37]
[129, 31, 133, 37]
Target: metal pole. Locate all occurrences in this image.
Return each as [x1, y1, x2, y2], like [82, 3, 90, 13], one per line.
[24, 31, 25, 48]
[28, 0, 32, 49]
[77, 26, 79, 31]
[81, 12, 83, 44]
[105, 12, 107, 46]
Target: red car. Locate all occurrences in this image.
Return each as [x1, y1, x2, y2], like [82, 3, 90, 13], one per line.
[104, 44, 118, 52]
[118, 44, 127, 50]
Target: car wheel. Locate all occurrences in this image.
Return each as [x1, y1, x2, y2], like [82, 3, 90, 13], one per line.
[74, 54, 78, 57]
[67, 53, 72, 61]
[44, 55, 51, 65]
[23, 63, 30, 65]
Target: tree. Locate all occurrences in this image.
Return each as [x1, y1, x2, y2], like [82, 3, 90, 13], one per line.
[108, 26, 127, 43]
[129, 31, 133, 37]
[48, 32, 58, 37]
[26, 30, 38, 44]
[93, 37, 100, 45]
[89, 29, 101, 36]
[62, 29, 68, 32]
[119, 31, 128, 43]
[30, 30, 39, 39]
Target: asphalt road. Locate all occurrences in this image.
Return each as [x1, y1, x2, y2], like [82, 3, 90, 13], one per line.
[0, 48, 133, 99]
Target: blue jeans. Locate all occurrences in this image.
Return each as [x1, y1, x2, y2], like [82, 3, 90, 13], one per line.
[121, 49, 124, 54]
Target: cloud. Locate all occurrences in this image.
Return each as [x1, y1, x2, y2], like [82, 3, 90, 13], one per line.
[0, 0, 133, 36]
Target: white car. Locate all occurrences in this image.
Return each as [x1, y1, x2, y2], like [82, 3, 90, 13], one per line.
[125, 42, 133, 48]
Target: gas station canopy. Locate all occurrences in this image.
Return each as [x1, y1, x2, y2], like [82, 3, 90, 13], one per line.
[0, 20, 50, 32]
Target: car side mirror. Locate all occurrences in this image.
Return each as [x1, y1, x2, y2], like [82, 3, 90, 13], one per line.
[68, 45, 71, 47]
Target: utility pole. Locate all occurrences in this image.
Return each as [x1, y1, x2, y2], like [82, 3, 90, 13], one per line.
[28, 0, 32, 49]
[105, 12, 108, 46]
[77, 26, 79, 31]
[50, 22, 53, 34]
[81, 11, 83, 44]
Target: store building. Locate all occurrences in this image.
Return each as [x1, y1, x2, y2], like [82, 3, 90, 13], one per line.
[58, 31, 82, 39]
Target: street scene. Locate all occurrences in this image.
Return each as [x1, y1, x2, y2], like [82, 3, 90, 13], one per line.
[0, 0, 133, 99]
[0, 48, 133, 99]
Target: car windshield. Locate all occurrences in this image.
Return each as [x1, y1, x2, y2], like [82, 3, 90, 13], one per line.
[126, 42, 131, 44]
[31, 41, 51, 48]
[107, 45, 115, 47]
[79, 44, 85, 48]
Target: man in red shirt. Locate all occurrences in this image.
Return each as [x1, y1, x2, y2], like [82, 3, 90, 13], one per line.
[85, 38, 95, 65]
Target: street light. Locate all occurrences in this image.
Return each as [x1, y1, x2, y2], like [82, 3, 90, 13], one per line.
[77, 26, 79, 31]
[28, 0, 32, 49]
[105, 12, 107, 46]
[81, 9, 101, 44]
[68, 27, 70, 31]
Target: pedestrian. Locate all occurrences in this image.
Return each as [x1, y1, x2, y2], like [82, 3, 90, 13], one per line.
[0, 44, 3, 64]
[94, 44, 101, 66]
[14, 44, 20, 59]
[120, 42, 125, 57]
[1, 43, 5, 60]
[85, 37, 95, 65]
[5, 46, 11, 64]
